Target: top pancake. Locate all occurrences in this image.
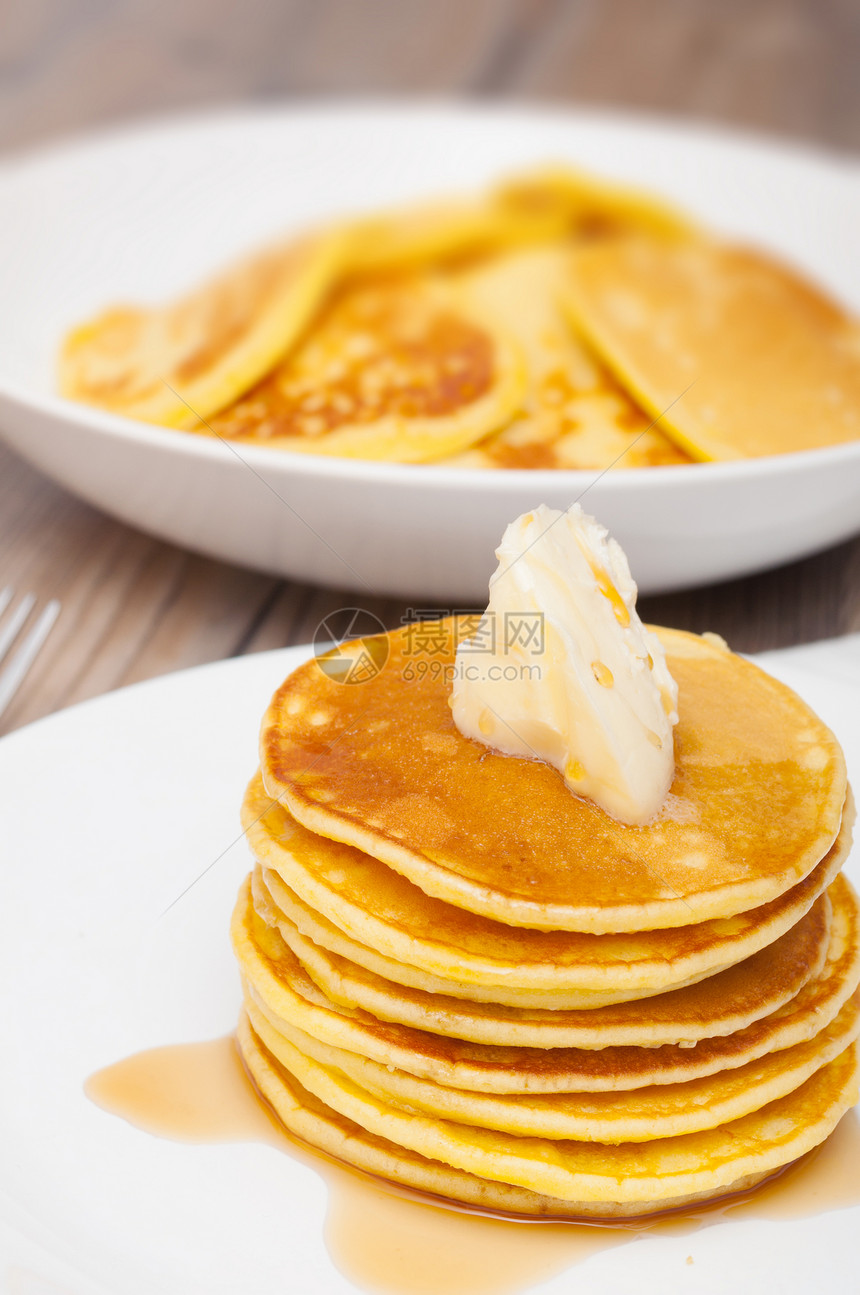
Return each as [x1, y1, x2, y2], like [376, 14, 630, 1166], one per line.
[565, 235, 860, 460]
[261, 623, 846, 933]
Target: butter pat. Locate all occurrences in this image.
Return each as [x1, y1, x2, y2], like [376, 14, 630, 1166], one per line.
[451, 504, 679, 824]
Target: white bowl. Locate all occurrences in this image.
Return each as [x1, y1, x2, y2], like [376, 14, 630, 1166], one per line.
[0, 103, 858, 599]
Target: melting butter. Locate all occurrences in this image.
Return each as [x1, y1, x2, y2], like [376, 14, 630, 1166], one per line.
[450, 504, 678, 824]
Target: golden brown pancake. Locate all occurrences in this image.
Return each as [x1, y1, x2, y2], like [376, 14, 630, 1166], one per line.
[260, 624, 847, 933]
[491, 166, 696, 243]
[565, 235, 860, 460]
[439, 247, 690, 470]
[237, 1012, 782, 1220]
[235, 877, 860, 1094]
[202, 273, 524, 460]
[486, 167, 694, 244]
[259, 879, 836, 1049]
[59, 231, 344, 428]
[244, 796, 849, 1008]
[341, 164, 694, 277]
[339, 195, 565, 277]
[238, 1008, 860, 1209]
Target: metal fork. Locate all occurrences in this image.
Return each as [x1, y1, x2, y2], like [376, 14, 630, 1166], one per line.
[0, 588, 61, 723]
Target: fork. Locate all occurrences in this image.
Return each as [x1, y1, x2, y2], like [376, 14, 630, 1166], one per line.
[0, 588, 61, 724]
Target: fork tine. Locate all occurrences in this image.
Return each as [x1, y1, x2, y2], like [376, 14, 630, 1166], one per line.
[0, 592, 36, 666]
[0, 599, 61, 721]
[0, 587, 13, 621]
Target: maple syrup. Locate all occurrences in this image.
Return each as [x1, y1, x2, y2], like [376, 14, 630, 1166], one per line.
[86, 1036, 860, 1295]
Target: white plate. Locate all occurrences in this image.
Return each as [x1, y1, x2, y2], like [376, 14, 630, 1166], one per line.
[1, 636, 859, 1294]
[0, 103, 859, 599]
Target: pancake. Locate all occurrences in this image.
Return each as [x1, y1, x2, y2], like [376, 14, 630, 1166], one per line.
[491, 166, 696, 244]
[203, 274, 525, 461]
[236, 877, 860, 1093]
[261, 623, 847, 933]
[238, 1008, 860, 1208]
[339, 196, 567, 277]
[59, 231, 344, 428]
[246, 988, 860, 1142]
[243, 770, 850, 1008]
[439, 247, 690, 470]
[565, 235, 860, 460]
[264, 880, 837, 1050]
[237, 1013, 780, 1220]
[439, 392, 691, 469]
[341, 164, 695, 278]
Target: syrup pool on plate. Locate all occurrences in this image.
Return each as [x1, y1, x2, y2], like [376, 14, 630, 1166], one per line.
[85, 1037, 860, 1295]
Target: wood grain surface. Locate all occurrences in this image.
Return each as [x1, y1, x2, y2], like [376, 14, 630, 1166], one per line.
[1, 0, 859, 732]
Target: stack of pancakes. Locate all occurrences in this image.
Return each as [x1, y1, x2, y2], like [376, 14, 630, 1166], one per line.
[232, 622, 860, 1218]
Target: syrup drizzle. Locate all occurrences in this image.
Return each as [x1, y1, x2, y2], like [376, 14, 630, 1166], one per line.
[85, 1036, 860, 1295]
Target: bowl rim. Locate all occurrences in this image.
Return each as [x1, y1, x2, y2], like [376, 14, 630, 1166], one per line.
[2, 384, 859, 498]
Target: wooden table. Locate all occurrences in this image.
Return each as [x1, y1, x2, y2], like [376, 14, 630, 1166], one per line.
[2, 0, 858, 733]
